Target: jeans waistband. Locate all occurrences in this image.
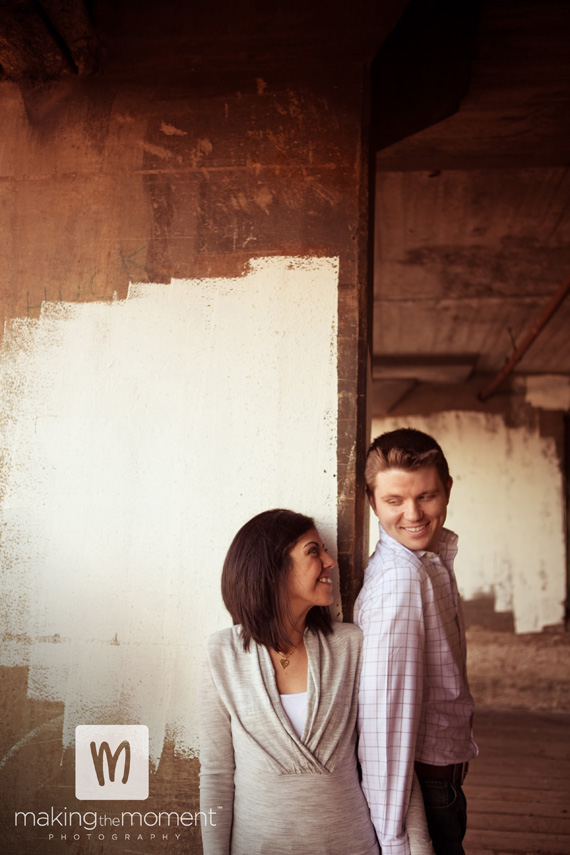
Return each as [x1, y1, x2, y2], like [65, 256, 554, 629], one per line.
[415, 761, 469, 784]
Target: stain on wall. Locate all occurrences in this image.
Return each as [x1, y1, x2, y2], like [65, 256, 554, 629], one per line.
[0, 256, 339, 770]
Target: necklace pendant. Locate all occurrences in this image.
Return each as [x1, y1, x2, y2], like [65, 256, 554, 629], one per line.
[280, 658, 290, 669]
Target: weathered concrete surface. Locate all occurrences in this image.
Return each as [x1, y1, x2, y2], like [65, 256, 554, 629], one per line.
[0, 58, 373, 608]
[467, 628, 570, 712]
[2, 70, 362, 314]
[0, 47, 375, 855]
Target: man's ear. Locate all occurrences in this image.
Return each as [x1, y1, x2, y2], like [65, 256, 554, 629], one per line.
[446, 477, 453, 500]
[367, 488, 378, 517]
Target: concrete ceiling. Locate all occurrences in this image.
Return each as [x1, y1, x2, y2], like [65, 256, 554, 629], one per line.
[373, 0, 570, 410]
[0, 0, 408, 80]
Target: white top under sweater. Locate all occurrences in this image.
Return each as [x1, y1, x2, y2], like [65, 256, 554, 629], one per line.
[279, 690, 307, 740]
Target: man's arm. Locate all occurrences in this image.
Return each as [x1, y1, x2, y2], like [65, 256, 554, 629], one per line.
[357, 566, 426, 855]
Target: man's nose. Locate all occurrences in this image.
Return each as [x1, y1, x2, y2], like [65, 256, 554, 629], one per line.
[404, 500, 422, 521]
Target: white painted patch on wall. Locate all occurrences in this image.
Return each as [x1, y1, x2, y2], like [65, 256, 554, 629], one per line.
[525, 375, 570, 411]
[0, 256, 339, 764]
[369, 411, 565, 634]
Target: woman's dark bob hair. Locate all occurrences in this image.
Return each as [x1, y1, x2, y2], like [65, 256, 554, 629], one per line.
[221, 508, 333, 652]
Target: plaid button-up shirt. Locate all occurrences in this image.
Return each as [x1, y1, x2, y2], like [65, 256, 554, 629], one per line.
[354, 524, 478, 855]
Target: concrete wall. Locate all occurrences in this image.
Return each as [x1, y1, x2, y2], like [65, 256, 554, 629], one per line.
[369, 410, 566, 634]
[0, 62, 371, 854]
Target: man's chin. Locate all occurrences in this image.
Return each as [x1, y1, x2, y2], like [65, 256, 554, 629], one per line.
[399, 526, 434, 551]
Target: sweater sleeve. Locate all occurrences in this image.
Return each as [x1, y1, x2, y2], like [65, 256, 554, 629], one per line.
[198, 647, 236, 855]
[407, 773, 435, 855]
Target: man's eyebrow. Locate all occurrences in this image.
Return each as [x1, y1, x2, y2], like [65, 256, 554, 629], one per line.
[303, 540, 320, 548]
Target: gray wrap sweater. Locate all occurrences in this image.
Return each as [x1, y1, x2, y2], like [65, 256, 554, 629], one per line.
[198, 622, 379, 855]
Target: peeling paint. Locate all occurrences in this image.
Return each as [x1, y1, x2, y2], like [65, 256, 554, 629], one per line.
[115, 112, 136, 125]
[140, 141, 172, 159]
[253, 185, 273, 214]
[286, 90, 302, 118]
[196, 138, 213, 156]
[160, 121, 187, 137]
[246, 155, 263, 176]
[525, 375, 570, 410]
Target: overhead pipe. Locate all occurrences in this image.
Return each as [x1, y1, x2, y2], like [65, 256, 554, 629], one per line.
[479, 272, 570, 402]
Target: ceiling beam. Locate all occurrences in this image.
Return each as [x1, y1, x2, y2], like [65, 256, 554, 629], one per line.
[479, 273, 570, 401]
[373, 354, 477, 384]
[370, 0, 478, 154]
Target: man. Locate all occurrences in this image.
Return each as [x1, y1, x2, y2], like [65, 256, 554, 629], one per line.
[354, 427, 478, 855]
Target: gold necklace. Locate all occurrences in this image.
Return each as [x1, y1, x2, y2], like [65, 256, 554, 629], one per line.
[278, 646, 295, 669]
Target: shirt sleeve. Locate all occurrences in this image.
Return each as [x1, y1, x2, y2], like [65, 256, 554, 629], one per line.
[357, 566, 426, 855]
[198, 649, 236, 855]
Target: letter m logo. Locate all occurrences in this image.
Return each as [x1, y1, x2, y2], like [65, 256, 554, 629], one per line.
[75, 725, 149, 800]
[90, 739, 131, 786]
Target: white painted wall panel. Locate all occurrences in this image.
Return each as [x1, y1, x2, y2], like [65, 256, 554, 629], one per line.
[0, 256, 339, 764]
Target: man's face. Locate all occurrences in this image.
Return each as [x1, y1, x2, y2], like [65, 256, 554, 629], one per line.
[369, 465, 452, 553]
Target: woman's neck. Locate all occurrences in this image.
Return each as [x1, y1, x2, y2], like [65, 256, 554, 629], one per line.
[277, 630, 303, 653]
[279, 611, 308, 651]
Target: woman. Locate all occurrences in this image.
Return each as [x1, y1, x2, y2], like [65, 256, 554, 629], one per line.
[199, 509, 433, 855]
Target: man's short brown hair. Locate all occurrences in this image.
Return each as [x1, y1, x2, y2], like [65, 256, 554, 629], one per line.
[365, 427, 451, 494]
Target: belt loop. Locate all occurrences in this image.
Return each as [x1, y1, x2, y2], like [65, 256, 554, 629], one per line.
[451, 762, 468, 784]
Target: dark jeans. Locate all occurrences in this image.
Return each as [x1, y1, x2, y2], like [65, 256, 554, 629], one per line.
[417, 778, 467, 855]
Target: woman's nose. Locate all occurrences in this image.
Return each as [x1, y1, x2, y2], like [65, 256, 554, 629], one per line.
[322, 549, 336, 569]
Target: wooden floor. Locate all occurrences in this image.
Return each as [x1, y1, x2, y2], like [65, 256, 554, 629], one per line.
[463, 710, 570, 855]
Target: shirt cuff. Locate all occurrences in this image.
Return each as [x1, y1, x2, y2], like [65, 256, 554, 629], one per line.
[380, 833, 411, 855]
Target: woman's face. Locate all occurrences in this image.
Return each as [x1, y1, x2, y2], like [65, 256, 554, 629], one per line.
[286, 528, 336, 617]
